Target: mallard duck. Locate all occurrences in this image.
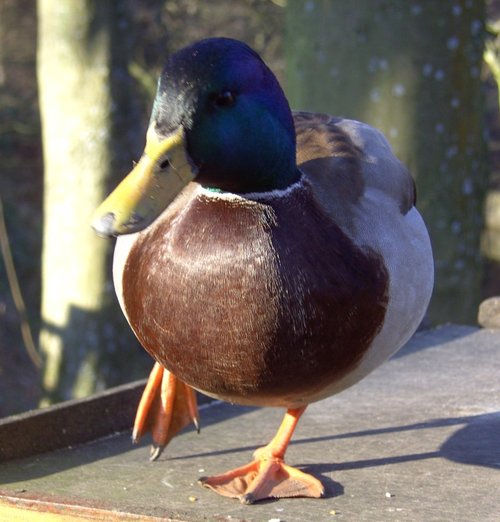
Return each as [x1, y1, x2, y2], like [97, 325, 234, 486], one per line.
[92, 37, 433, 504]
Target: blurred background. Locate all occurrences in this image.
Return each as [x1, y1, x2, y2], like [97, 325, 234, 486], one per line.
[0, 0, 499, 418]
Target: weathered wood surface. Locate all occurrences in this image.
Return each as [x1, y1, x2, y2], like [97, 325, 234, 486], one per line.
[0, 379, 145, 463]
[0, 325, 499, 521]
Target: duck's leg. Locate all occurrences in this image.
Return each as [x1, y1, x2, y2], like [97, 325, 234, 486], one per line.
[199, 406, 324, 504]
[133, 362, 199, 460]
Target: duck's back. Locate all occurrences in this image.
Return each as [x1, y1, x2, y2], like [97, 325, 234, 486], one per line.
[294, 111, 416, 222]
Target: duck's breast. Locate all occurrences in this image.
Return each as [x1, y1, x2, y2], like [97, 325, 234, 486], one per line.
[117, 181, 390, 407]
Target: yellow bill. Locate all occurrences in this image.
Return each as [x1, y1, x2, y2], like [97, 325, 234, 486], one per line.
[92, 126, 196, 237]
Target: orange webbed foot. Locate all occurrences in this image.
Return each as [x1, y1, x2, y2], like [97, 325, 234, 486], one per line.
[133, 362, 199, 460]
[199, 407, 324, 504]
[199, 453, 324, 504]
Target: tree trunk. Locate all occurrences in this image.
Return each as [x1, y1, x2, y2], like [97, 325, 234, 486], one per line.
[286, 0, 488, 325]
[37, 0, 149, 404]
[482, 5, 500, 296]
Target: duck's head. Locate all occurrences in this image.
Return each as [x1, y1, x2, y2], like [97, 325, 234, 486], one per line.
[92, 37, 298, 237]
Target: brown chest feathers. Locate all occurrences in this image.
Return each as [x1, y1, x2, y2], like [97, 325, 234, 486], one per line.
[122, 180, 389, 407]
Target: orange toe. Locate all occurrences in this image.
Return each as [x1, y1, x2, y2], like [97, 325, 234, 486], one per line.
[133, 362, 199, 459]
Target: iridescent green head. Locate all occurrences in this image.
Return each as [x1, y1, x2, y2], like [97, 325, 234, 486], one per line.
[93, 38, 298, 237]
[152, 37, 298, 193]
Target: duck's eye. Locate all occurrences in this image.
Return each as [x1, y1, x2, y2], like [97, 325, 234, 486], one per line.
[212, 90, 236, 108]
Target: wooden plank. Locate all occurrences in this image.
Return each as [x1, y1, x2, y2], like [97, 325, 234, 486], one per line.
[0, 380, 146, 463]
[0, 493, 172, 521]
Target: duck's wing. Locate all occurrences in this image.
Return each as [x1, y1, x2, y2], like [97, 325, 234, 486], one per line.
[293, 111, 416, 218]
